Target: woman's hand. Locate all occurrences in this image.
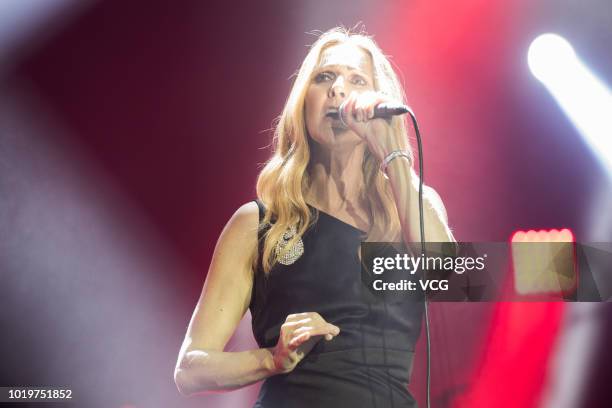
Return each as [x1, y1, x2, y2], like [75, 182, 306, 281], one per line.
[340, 91, 407, 161]
[271, 312, 340, 374]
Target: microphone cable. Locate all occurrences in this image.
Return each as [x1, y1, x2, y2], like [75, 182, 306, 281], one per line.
[405, 107, 431, 408]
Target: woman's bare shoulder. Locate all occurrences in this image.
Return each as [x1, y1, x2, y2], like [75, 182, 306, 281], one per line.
[229, 201, 259, 227]
[217, 201, 260, 246]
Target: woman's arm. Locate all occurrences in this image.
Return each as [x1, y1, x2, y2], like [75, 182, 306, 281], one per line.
[174, 202, 276, 395]
[338, 91, 454, 244]
[386, 161, 455, 244]
[174, 202, 341, 396]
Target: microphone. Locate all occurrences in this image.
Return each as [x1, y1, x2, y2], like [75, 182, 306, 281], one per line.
[368, 102, 410, 118]
[327, 102, 410, 121]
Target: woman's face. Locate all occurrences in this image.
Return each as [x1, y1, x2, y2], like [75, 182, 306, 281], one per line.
[304, 42, 375, 149]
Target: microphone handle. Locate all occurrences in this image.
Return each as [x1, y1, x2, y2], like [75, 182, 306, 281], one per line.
[373, 103, 410, 118]
[337, 102, 410, 120]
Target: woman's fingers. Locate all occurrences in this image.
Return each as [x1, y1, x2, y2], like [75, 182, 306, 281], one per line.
[354, 91, 374, 122]
[282, 312, 340, 353]
[293, 323, 340, 337]
[288, 331, 311, 350]
[286, 312, 312, 320]
[344, 91, 395, 123]
[325, 323, 340, 335]
[276, 312, 340, 373]
[342, 92, 381, 136]
[289, 324, 340, 349]
[353, 92, 390, 122]
[323, 324, 341, 341]
[341, 95, 359, 128]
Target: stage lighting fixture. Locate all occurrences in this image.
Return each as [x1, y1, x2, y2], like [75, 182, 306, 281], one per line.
[528, 33, 612, 171]
[511, 228, 576, 296]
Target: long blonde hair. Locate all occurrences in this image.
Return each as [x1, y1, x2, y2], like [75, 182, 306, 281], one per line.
[256, 26, 413, 274]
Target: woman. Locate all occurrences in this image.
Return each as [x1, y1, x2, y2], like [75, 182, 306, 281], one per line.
[174, 27, 454, 407]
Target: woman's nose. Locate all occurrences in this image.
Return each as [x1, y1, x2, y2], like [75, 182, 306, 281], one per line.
[329, 77, 346, 99]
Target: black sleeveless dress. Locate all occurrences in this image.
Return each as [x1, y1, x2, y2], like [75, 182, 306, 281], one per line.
[250, 200, 423, 408]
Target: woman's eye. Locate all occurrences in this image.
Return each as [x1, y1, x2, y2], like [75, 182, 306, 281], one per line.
[352, 76, 367, 86]
[314, 72, 334, 82]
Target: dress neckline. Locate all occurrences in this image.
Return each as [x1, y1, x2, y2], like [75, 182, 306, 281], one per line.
[307, 203, 369, 234]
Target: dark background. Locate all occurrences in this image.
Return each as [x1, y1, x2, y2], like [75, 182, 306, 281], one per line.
[1, 0, 610, 407]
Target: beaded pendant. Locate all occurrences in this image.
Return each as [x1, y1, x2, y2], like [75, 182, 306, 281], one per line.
[275, 225, 304, 265]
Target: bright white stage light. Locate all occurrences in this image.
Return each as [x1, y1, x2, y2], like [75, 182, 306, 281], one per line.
[528, 33, 612, 171]
[528, 34, 576, 82]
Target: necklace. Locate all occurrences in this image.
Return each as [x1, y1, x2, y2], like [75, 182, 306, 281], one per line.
[275, 224, 304, 265]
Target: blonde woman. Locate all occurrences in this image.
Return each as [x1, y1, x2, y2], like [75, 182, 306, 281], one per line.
[175, 27, 454, 407]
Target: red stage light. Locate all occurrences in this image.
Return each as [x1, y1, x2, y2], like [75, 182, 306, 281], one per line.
[511, 228, 575, 243]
